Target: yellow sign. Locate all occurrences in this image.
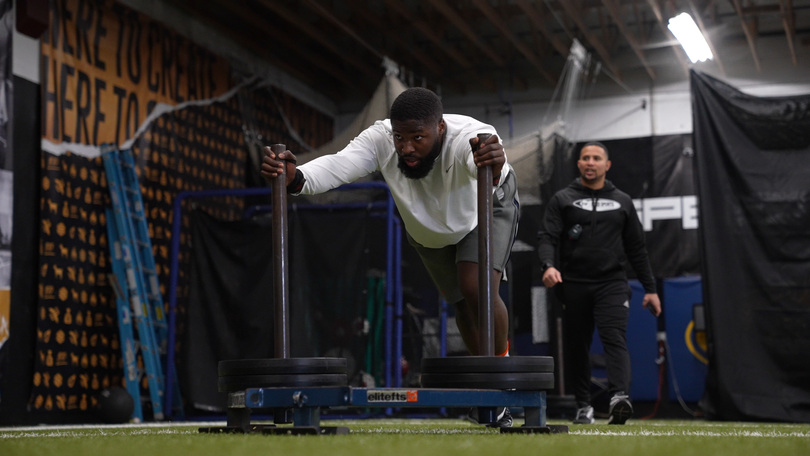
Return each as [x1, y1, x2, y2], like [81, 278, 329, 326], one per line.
[40, 0, 231, 148]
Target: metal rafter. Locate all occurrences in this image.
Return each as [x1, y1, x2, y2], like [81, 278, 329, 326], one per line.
[730, 0, 762, 71]
[385, 0, 473, 70]
[602, 0, 656, 79]
[557, 0, 623, 80]
[176, 0, 357, 91]
[515, 0, 570, 57]
[257, 0, 381, 83]
[384, 1, 498, 93]
[429, 0, 505, 66]
[341, 0, 447, 76]
[470, 0, 557, 85]
[299, 0, 382, 61]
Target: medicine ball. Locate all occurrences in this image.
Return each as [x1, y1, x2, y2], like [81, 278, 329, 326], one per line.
[97, 386, 135, 423]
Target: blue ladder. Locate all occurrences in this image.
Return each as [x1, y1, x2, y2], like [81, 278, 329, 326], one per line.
[103, 147, 166, 420]
[105, 208, 145, 422]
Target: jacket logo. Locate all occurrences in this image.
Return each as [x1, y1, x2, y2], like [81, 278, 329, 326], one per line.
[573, 198, 622, 212]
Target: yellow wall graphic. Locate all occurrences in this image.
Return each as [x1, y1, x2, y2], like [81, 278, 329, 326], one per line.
[40, 0, 231, 148]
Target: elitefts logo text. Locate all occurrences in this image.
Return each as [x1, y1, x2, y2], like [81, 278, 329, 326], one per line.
[366, 390, 418, 403]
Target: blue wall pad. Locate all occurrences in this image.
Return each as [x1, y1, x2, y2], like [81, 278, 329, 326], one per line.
[662, 276, 707, 403]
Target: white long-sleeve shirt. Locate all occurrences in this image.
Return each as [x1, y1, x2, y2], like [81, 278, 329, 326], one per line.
[298, 114, 512, 248]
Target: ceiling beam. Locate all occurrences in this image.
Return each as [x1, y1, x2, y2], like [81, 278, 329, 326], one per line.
[633, 1, 648, 43]
[557, 0, 623, 81]
[342, 0, 446, 77]
[384, 0, 472, 71]
[741, 4, 781, 14]
[299, 0, 383, 61]
[429, 0, 505, 66]
[179, 0, 357, 92]
[257, 0, 381, 83]
[515, 0, 570, 57]
[601, 0, 656, 79]
[384, 1, 498, 93]
[779, 0, 798, 66]
[729, 0, 761, 72]
[470, 0, 557, 85]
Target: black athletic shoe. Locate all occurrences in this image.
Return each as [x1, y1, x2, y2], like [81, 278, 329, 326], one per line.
[608, 393, 633, 425]
[466, 407, 513, 428]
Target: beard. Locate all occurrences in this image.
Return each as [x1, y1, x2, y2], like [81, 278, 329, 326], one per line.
[396, 139, 443, 179]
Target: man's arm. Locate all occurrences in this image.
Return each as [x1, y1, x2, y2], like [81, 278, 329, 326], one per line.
[260, 126, 381, 195]
[537, 194, 564, 287]
[622, 204, 661, 316]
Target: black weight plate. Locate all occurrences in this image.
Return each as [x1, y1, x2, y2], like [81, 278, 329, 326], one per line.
[420, 372, 554, 391]
[218, 373, 348, 392]
[421, 356, 554, 374]
[218, 358, 347, 376]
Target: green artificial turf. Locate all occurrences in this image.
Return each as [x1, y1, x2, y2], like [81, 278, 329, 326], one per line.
[2, 419, 809, 456]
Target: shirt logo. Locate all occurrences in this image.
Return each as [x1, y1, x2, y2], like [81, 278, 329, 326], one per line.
[573, 198, 622, 212]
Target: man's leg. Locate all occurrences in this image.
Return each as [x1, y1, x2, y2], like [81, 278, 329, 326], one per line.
[456, 263, 513, 428]
[454, 262, 508, 355]
[593, 280, 633, 424]
[453, 172, 519, 356]
[592, 281, 632, 396]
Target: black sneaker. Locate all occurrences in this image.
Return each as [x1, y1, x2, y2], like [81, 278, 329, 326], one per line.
[466, 407, 513, 428]
[608, 393, 633, 425]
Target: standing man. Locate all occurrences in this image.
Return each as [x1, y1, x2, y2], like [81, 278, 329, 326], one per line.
[261, 87, 520, 427]
[537, 142, 661, 425]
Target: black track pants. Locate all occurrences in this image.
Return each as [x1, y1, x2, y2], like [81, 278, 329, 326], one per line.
[559, 279, 631, 406]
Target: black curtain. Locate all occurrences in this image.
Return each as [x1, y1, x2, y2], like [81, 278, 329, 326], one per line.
[691, 70, 810, 422]
[181, 202, 400, 411]
[649, 134, 700, 276]
[182, 209, 276, 411]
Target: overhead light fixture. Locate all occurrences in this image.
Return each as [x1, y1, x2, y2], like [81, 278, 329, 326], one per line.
[667, 12, 713, 63]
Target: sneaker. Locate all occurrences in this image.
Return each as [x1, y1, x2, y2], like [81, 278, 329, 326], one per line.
[608, 393, 633, 425]
[573, 405, 595, 424]
[466, 407, 513, 428]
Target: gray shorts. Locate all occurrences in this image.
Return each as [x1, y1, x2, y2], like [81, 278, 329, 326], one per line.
[407, 171, 520, 304]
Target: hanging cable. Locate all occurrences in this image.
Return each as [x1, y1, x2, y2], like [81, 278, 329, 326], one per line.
[664, 336, 702, 417]
[641, 335, 667, 420]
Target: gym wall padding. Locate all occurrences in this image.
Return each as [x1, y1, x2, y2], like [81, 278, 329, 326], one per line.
[661, 276, 706, 403]
[691, 70, 810, 423]
[627, 280, 660, 402]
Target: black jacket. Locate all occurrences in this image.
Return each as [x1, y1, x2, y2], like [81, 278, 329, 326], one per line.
[537, 178, 656, 293]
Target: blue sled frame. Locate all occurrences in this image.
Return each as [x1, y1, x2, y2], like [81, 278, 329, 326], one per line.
[199, 386, 569, 435]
